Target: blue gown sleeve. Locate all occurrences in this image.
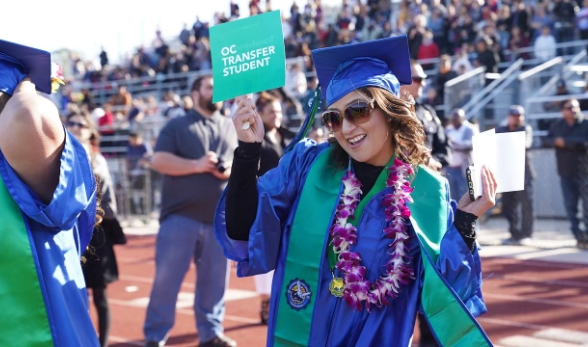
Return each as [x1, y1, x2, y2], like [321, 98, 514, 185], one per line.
[0, 130, 97, 250]
[435, 185, 487, 318]
[214, 139, 322, 277]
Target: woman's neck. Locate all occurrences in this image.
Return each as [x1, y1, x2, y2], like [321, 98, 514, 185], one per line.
[365, 147, 395, 167]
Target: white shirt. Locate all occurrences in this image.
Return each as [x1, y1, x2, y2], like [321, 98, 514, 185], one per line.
[285, 70, 307, 98]
[534, 35, 557, 62]
[446, 121, 477, 168]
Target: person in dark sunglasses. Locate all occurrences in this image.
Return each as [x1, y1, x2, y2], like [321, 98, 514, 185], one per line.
[400, 60, 449, 174]
[542, 99, 588, 249]
[216, 36, 497, 347]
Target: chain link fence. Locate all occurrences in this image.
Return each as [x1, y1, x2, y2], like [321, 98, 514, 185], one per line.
[107, 157, 160, 222]
[100, 118, 166, 221]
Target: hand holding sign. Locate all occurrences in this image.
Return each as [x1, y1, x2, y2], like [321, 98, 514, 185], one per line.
[210, 10, 286, 103]
[241, 93, 254, 130]
[232, 95, 264, 143]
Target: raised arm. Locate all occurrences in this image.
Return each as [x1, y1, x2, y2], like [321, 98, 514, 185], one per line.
[0, 80, 64, 203]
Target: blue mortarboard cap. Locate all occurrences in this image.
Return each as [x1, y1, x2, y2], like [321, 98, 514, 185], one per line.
[0, 39, 52, 95]
[311, 35, 412, 107]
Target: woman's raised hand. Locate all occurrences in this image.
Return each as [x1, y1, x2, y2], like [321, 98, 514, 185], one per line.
[231, 95, 264, 143]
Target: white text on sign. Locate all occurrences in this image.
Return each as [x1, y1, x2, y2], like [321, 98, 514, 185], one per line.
[221, 45, 277, 76]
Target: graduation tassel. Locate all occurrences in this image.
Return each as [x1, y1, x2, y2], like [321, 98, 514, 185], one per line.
[284, 85, 322, 154]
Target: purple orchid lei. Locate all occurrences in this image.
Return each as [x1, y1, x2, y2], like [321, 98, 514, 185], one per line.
[329, 158, 415, 311]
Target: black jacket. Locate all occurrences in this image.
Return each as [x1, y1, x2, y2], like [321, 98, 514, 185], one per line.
[542, 117, 588, 178]
[415, 102, 449, 167]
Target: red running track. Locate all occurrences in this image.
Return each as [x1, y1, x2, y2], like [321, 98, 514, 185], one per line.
[97, 235, 588, 347]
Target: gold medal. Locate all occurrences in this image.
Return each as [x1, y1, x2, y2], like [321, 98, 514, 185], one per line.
[329, 277, 345, 297]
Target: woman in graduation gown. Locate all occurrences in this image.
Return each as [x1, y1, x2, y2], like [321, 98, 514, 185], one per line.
[215, 36, 496, 347]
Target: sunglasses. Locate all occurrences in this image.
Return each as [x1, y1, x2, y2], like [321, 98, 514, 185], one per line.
[67, 121, 89, 129]
[321, 101, 374, 133]
[412, 77, 427, 84]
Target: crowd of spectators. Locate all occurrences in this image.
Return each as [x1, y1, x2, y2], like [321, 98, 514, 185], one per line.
[67, 0, 586, 83]
[60, 0, 588, 116]
[55, 0, 588, 160]
[52, 0, 588, 227]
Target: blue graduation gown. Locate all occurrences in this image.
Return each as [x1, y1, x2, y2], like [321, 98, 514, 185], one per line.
[0, 130, 99, 346]
[215, 140, 486, 346]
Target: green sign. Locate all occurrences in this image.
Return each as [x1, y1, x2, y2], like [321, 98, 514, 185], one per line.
[210, 10, 286, 102]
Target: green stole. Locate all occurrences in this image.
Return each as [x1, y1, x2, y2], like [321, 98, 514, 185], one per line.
[273, 148, 492, 347]
[0, 175, 54, 346]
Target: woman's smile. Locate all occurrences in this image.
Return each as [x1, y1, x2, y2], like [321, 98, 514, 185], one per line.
[346, 134, 367, 148]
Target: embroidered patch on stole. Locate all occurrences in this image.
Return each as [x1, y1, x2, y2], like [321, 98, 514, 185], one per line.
[285, 279, 312, 310]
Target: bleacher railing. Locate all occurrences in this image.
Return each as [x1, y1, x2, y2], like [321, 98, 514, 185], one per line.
[523, 50, 588, 137]
[73, 56, 307, 105]
[443, 67, 486, 117]
[66, 39, 588, 112]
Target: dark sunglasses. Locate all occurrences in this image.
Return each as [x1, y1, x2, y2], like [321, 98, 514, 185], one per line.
[321, 101, 374, 133]
[412, 77, 427, 84]
[67, 121, 89, 129]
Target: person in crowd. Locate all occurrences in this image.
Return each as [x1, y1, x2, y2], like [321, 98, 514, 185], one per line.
[109, 85, 133, 116]
[474, 38, 499, 86]
[445, 108, 477, 201]
[400, 60, 449, 171]
[543, 98, 588, 250]
[534, 26, 557, 62]
[66, 111, 126, 347]
[127, 132, 153, 215]
[143, 75, 238, 347]
[433, 54, 458, 122]
[496, 106, 535, 246]
[256, 92, 297, 176]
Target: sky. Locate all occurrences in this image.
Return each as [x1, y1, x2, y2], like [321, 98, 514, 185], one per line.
[1, 0, 339, 64]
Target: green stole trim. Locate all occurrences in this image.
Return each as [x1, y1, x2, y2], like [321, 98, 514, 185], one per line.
[0, 176, 54, 346]
[273, 149, 343, 347]
[273, 148, 492, 347]
[409, 167, 492, 346]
